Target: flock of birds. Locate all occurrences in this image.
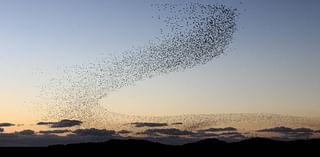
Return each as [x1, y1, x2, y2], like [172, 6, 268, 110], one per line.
[40, 3, 238, 122]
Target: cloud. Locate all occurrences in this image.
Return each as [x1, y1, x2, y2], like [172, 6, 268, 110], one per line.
[130, 122, 168, 128]
[0, 128, 116, 147]
[140, 128, 223, 138]
[37, 119, 82, 128]
[171, 122, 183, 125]
[219, 131, 245, 138]
[190, 132, 217, 138]
[50, 119, 81, 128]
[257, 126, 314, 134]
[143, 128, 194, 136]
[217, 131, 246, 142]
[39, 130, 71, 134]
[0, 132, 94, 147]
[198, 127, 237, 132]
[0, 123, 15, 127]
[293, 128, 314, 133]
[141, 128, 246, 143]
[192, 127, 246, 142]
[15, 130, 35, 136]
[257, 126, 315, 140]
[192, 129, 245, 141]
[117, 130, 131, 134]
[37, 122, 55, 125]
[72, 128, 116, 137]
[0, 127, 200, 146]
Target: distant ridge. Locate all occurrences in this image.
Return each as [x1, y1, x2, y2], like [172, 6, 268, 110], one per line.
[1, 138, 320, 155]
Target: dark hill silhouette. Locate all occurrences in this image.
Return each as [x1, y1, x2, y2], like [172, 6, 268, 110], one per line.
[51, 139, 172, 151]
[182, 138, 227, 149]
[1, 138, 320, 155]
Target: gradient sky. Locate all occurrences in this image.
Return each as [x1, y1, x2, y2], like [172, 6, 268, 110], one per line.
[1, 0, 320, 125]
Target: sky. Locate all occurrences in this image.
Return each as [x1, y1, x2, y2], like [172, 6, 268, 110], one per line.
[1, 0, 320, 128]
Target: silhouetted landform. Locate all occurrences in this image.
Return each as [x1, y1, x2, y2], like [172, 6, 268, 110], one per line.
[1, 138, 319, 155]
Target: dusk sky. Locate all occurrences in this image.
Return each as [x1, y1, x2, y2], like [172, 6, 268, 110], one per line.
[0, 0, 320, 143]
